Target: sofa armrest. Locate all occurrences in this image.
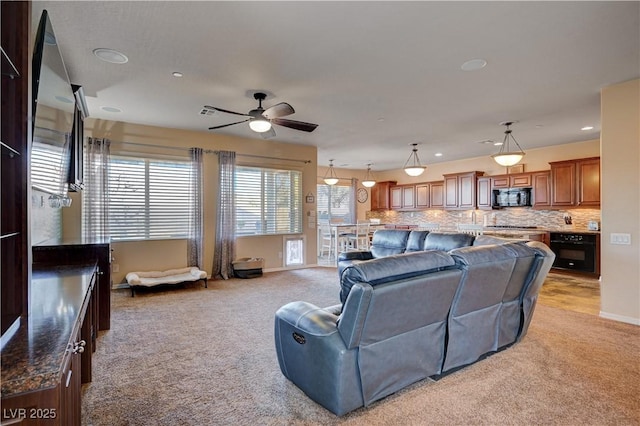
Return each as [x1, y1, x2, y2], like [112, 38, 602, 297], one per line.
[275, 301, 340, 336]
[337, 251, 374, 262]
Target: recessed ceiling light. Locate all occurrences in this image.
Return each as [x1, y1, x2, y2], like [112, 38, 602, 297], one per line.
[172, 72, 183, 78]
[93, 48, 128, 64]
[581, 126, 594, 131]
[461, 58, 487, 71]
[434, 152, 443, 157]
[101, 106, 122, 113]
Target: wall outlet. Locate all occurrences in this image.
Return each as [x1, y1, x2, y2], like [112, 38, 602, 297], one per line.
[610, 233, 631, 245]
[112, 263, 120, 273]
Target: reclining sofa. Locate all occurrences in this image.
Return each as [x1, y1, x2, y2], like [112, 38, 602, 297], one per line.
[274, 233, 554, 416]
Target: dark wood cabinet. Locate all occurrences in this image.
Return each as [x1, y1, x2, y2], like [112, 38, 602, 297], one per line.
[477, 176, 492, 210]
[1, 0, 30, 337]
[415, 184, 430, 209]
[550, 157, 600, 208]
[492, 173, 532, 189]
[429, 181, 444, 208]
[390, 185, 415, 210]
[444, 171, 484, 210]
[532, 171, 551, 208]
[370, 181, 396, 211]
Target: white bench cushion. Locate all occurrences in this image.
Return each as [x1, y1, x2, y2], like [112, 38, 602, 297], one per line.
[126, 267, 207, 287]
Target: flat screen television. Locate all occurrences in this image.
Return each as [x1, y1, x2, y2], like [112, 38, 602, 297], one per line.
[31, 10, 75, 197]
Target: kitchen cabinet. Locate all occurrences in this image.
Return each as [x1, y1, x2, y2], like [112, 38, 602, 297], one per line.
[370, 181, 396, 211]
[391, 182, 443, 210]
[550, 157, 600, 208]
[477, 177, 492, 210]
[1, 266, 96, 425]
[532, 171, 551, 208]
[1, 0, 29, 336]
[492, 173, 532, 189]
[415, 183, 430, 208]
[429, 181, 444, 208]
[444, 171, 484, 210]
[390, 185, 415, 210]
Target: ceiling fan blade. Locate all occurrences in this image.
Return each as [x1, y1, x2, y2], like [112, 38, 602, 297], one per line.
[208, 119, 250, 130]
[260, 127, 276, 139]
[204, 105, 250, 117]
[271, 118, 318, 132]
[263, 102, 295, 119]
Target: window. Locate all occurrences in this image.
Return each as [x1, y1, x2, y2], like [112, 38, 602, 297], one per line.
[235, 166, 302, 236]
[316, 184, 355, 223]
[107, 155, 192, 241]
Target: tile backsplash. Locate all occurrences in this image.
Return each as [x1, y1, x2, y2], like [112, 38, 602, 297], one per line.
[367, 207, 600, 231]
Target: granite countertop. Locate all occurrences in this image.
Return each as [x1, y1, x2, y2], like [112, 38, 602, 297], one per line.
[1, 265, 95, 398]
[33, 236, 110, 247]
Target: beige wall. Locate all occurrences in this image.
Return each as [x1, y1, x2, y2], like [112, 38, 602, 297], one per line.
[69, 120, 317, 284]
[600, 78, 640, 325]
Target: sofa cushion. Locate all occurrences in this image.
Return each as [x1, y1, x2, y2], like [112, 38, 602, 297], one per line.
[369, 229, 411, 258]
[423, 232, 475, 251]
[406, 230, 430, 252]
[339, 250, 456, 303]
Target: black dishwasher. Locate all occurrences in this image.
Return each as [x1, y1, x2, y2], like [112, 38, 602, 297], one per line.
[549, 233, 597, 273]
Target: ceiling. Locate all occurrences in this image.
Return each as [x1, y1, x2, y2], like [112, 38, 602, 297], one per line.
[32, 1, 639, 171]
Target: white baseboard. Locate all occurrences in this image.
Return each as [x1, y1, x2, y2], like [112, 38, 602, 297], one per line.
[599, 311, 640, 326]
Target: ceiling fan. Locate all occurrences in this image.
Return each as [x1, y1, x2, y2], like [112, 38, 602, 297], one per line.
[205, 92, 318, 138]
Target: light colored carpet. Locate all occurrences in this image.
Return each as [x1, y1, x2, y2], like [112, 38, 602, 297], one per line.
[82, 268, 639, 425]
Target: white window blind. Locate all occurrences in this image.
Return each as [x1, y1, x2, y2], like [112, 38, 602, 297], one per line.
[31, 139, 69, 194]
[235, 166, 302, 236]
[108, 155, 192, 241]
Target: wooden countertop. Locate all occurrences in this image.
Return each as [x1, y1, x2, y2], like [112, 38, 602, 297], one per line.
[1, 265, 95, 398]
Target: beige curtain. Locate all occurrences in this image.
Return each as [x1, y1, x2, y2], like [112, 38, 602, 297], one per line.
[83, 137, 110, 242]
[187, 147, 203, 269]
[213, 151, 236, 279]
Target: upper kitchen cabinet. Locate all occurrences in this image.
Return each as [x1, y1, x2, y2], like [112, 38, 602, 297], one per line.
[531, 171, 551, 208]
[477, 176, 492, 210]
[390, 185, 415, 210]
[370, 181, 396, 211]
[550, 157, 600, 208]
[444, 171, 484, 210]
[491, 173, 532, 189]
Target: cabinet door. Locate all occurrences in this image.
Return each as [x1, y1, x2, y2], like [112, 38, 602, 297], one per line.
[551, 162, 576, 207]
[390, 186, 403, 209]
[510, 173, 532, 187]
[415, 184, 429, 208]
[430, 182, 444, 208]
[402, 185, 415, 209]
[477, 177, 492, 210]
[370, 181, 394, 210]
[492, 175, 509, 188]
[60, 330, 83, 426]
[577, 158, 600, 207]
[532, 171, 551, 208]
[444, 175, 459, 208]
[458, 173, 476, 209]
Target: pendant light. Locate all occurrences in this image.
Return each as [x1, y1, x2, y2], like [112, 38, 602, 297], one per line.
[323, 159, 339, 185]
[492, 121, 526, 167]
[362, 164, 376, 188]
[403, 143, 426, 176]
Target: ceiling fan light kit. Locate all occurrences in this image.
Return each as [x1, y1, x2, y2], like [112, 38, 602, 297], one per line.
[492, 121, 526, 167]
[403, 143, 426, 177]
[361, 164, 376, 187]
[323, 160, 339, 185]
[207, 92, 318, 137]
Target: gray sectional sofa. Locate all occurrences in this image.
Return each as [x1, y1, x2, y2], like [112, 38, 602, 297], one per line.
[274, 230, 555, 416]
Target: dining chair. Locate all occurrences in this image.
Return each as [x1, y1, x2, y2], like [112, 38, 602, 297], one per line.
[319, 222, 336, 259]
[347, 222, 371, 251]
[457, 223, 484, 236]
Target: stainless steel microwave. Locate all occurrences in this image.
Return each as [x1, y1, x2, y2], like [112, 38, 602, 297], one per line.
[492, 187, 532, 208]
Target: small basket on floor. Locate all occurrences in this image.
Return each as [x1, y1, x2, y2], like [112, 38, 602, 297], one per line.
[232, 258, 264, 279]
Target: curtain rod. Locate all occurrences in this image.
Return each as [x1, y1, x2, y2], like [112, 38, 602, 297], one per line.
[212, 151, 311, 164]
[110, 141, 311, 164]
